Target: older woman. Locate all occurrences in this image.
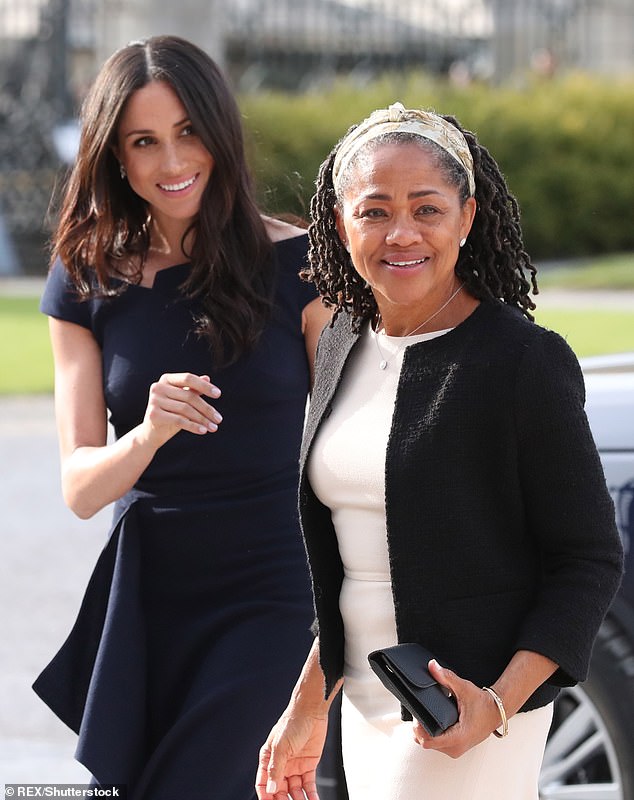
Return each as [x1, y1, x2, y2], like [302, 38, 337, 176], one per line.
[256, 103, 624, 800]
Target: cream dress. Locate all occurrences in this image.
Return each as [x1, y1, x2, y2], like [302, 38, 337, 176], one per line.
[308, 323, 553, 800]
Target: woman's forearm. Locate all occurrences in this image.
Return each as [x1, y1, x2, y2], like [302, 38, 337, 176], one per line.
[490, 649, 558, 720]
[61, 425, 158, 518]
[287, 638, 343, 718]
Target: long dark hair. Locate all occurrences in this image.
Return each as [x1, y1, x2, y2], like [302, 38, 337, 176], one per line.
[51, 35, 273, 364]
[305, 114, 538, 327]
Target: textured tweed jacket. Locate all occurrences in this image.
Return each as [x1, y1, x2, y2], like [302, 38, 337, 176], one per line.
[299, 299, 624, 712]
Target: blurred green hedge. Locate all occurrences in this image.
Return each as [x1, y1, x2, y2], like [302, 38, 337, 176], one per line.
[240, 73, 634, 259]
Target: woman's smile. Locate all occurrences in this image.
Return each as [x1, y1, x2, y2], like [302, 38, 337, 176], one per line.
[382, 255, 430, 269]
[157, 173, 200, 193]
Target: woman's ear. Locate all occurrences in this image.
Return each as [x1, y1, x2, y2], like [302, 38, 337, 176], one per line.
[460, 196, 477, 241]
[333, 205, 349, 251]
[111, 146, 127, 180]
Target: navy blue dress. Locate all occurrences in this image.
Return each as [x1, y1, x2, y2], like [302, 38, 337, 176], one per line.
[34, 235, 316, 799]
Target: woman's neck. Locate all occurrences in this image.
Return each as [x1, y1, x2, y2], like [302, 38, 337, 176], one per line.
[147, 216, 194, 268]
[376, 286, 479, 338]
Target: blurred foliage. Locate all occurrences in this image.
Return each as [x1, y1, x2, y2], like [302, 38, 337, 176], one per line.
[240, 72, 634, 259]
[538, 253, 634, 289]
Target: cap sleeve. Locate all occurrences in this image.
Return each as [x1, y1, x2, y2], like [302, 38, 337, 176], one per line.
[40, 258, 94, 330]
[274, 234, 318, 310]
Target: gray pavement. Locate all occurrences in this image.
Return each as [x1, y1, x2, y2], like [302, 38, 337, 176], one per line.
[535, 287, 634, 310]
[0, 394, 111, 786]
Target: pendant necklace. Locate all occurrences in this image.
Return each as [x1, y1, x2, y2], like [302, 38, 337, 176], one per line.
[374, 283, 464, 370]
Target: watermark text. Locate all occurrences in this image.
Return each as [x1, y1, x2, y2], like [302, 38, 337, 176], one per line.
[5, 786, 126, 798]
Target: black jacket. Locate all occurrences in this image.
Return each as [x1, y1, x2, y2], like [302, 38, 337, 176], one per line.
[299, 300, 624, 711]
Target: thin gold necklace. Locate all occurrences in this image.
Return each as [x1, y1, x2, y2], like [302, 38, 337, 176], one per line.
[374, 283, 464, 370]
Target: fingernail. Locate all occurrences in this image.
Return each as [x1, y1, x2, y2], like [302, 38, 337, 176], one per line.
[205, 423, 218, 432]
[213, 412, 223, 423]
[266, 779, 277, 794]
[430, 659, 440, 669]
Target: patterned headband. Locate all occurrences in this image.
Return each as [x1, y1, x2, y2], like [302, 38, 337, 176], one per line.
[332, 102, 476, 197]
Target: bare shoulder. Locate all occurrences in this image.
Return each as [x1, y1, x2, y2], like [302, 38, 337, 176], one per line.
[262, 215, 308, 242]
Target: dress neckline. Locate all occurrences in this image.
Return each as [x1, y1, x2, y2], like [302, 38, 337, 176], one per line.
[113, 232, 308, 291]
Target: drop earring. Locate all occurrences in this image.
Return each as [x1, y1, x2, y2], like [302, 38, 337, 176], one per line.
[120, 163, 127, 180]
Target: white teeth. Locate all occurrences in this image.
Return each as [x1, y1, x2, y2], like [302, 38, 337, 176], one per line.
[159, 176, 196, 192]
[387, 258, 427, 266]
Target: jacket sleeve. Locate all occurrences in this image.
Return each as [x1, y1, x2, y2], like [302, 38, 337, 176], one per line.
[512, 328, 624, 686]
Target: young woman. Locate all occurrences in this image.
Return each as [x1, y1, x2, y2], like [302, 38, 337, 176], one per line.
[34, 35, 329, 799]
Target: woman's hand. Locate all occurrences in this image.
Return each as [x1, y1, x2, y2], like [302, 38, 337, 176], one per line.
[139, 372, 222, 449]
[256, 711, 329, 800]
[49, 319, 225, 517]
[413, 650, 557, 757]
[411, 660, 505, 758]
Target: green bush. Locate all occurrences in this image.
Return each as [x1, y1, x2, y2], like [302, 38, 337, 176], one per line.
[240, 73, 634, 259]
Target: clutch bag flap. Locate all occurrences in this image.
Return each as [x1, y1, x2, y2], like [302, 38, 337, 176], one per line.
[367, 643, 458, 736]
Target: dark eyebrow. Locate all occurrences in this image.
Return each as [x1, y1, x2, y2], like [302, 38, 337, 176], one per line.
[362, 189, 443, 201]
[124, 117, 191, 139]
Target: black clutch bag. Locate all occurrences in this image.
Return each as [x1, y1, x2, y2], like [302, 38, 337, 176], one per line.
[368, 643, 459, 736]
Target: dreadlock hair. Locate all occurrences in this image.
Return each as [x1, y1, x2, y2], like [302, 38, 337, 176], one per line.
[304, 114, 538, 329]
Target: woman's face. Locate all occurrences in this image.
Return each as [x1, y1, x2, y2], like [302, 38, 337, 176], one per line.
[115, 80, 214, 229]
[335, 141, 476, 321]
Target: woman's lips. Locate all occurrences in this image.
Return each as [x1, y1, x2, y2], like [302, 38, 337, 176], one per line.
[157, 174, 198, 192]
[383, 257, 429, 268]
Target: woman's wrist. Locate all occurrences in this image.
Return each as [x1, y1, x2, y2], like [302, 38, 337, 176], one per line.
[482, 686, 509, 738]
[133, 420, 166, 453]
[289, 673, 340, 719]
[287, 639, 341, 718]
[484, 649, 559, 737]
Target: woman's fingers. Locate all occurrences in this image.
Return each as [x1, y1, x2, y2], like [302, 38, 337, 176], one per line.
[255, 743, 273, 798]
[413, 661, 504, 758]
[412, 660, 464, 750]
[147, 394, 221, 433]
[427, 659, 459, 696]
[158, 372, 221, 399]
[145, 373, 223, 438]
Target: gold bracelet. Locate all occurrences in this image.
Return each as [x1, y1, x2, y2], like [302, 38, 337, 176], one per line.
[482, 686, 509, 738]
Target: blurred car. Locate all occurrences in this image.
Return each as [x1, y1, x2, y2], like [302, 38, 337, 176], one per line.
[539, 353, 634, 800]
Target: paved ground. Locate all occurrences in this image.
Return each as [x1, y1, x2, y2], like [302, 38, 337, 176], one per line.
[0, 395, 110, 787]
[534, 287, 634, 310]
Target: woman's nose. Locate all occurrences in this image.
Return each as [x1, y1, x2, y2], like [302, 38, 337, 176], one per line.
[385, 218, 422, 246]
[162, 142, 186, 173]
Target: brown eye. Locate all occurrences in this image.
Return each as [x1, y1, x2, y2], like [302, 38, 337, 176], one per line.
[361, 208, 387, 219]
